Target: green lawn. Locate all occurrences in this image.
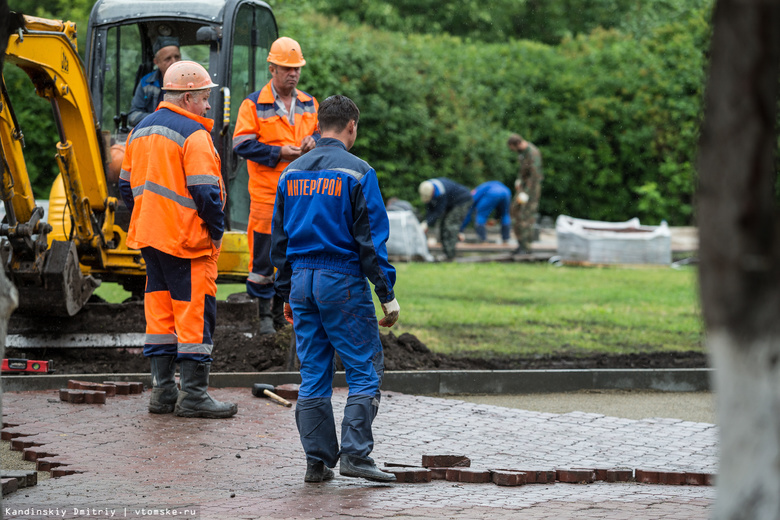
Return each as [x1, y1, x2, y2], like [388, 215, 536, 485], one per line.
[94, 262, 703, 359]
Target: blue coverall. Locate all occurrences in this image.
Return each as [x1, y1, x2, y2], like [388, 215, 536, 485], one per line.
[460, 181, 512, 242]
[270, 137, 396, 469]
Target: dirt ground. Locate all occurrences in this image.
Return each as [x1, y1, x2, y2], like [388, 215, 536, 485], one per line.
[5, 326, 708, 375]
[5, 299, 707, 375]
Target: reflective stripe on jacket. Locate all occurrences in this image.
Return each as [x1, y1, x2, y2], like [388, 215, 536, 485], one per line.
[119, 101, 225, 259]
[232, 81, 319, 205]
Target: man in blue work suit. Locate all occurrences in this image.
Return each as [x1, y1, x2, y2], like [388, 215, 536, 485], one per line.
[460, 181, 513, 243]
[270, 95, 400, 483]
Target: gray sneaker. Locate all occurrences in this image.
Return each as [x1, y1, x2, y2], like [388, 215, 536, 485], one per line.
[339, 454, 396, 482]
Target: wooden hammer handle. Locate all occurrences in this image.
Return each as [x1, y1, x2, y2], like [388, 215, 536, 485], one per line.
[264, 389, 292, 407]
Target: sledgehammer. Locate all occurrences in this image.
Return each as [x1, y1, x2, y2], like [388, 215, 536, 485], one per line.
[252, 384, 292, 407]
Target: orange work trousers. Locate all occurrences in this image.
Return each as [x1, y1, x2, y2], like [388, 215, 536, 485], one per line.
[141, 247, 219, 363]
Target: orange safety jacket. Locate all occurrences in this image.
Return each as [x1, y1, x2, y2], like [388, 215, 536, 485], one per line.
[119, 101, 225, 259]
[232, 81, 319, 205]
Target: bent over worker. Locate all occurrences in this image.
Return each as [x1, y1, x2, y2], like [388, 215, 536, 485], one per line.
[271, 95, 400, 483]
[119, 61, 237, 419]
[460, 181, 513, 243]
[233, 37, 319, 334]
[418, 177, 472, 261]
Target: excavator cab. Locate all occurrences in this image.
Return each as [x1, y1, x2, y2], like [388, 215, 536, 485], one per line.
[85, 0, 278, 236]
[1, 0, 277, 315]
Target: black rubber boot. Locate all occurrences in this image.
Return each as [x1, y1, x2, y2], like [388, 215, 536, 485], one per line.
[271, 295, 287, 330]
[339, 454, 396, 482]
[258, 297, 275, 335]
[174, 360, 238, 418]
[304, 461, 335, 483]
[148, 355, 178, 414]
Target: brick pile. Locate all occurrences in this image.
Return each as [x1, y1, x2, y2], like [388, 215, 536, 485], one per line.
[59, 379, 144, 404]
[382, 454, 716, 487]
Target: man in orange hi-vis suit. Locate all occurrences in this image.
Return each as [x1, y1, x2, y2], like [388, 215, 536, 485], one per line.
[120, 61, 237, 419]
[232, 36, 319, 335]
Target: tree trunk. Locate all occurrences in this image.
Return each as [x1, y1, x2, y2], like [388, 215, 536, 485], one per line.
[1, 3, 20, 518]
[697, 1, 780, 518]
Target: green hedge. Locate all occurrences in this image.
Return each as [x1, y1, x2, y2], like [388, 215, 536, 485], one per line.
[281, 4, 711, 224]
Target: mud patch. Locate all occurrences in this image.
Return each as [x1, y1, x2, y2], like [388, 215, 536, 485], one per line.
[5, 327, 708, 375]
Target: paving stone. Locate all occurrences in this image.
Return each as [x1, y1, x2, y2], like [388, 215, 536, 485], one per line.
[36, 457, 66, 471]
[51, 467, 82, 478]
[1, 387, 718, 519]
[22, 447, 57, 462]
[2, 477, 18, 496]
[606, 468, 634, 482]
[658, 471, 686, 486]
[105, 381, 131, 395]
[0, 470, 37, 487]
[59, 389, 107, 404]
[385, 468, 431, 483]
[10, 438, 42, 450]
[491, 470, 527, 486]
[422, 455, 471, 468]
[274, 384, 299, 400]
[1, 427, 29, 441]
[636, 469, 660, 484]
[557, 469, 595, 484]
[523, 470, 557, 484]
[428, 467, 448, 480]
[457, 468, 492, 483]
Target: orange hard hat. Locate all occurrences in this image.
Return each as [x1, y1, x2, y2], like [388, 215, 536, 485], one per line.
[267, 37, 306, 67]
[162, 60, 218, 91]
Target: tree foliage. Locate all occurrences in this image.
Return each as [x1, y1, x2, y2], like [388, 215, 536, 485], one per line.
[278, 1, 713, 223]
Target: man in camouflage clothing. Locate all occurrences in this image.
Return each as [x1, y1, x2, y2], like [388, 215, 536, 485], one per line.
[507, 133, 543, 254]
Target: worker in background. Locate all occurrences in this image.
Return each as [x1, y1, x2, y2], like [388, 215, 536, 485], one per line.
[507, 133, 543, 255]
[418, 177, 472, 261]
[128, 36, 181, 126]
[271, 95, 399, 484]
[233, 37, 319, 335]
[119, 61, 237, 419]
[460, 181, 513, 244]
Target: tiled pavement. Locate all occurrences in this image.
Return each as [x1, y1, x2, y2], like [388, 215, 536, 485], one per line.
[2, 387, 717, 519]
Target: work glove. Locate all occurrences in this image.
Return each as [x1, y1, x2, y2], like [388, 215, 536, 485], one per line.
[420, 221, 428, 233]
[516, 191, 529, 204]
[284, 302, 294, 325]
[378, 298, 400, 328]
[514, 179, 522, 191]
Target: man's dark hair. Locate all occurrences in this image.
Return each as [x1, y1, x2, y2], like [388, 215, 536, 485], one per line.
[318, 95, 360, 132]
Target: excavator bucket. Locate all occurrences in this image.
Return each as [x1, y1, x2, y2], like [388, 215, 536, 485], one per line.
[14, 240, 100, 316]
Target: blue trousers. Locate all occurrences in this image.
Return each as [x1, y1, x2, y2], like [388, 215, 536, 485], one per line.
[474, 191, 512, 242]
[289, 268, 384, 466]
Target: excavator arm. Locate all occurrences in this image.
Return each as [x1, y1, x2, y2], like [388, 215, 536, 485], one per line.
[0, 14, 112, 315]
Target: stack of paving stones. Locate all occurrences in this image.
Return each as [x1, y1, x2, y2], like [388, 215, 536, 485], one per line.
[59, 379, 144, 404]
[382, 454, 715, 486]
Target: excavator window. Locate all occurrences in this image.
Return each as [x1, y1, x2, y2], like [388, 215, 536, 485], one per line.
[226, 2, 275, 231]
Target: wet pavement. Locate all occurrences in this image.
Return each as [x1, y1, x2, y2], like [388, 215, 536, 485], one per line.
[2, 386, 717, 519]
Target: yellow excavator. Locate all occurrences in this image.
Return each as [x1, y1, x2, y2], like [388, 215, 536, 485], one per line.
[0, 0, 279, 316]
